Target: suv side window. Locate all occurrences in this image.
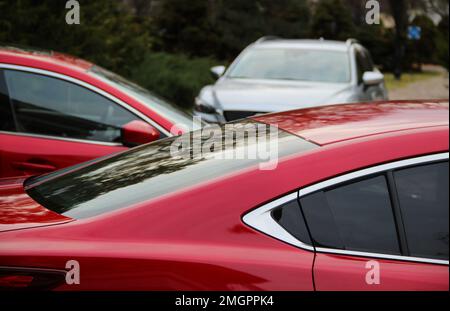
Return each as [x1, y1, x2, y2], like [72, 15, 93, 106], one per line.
[0, 70, 15, 131]
[4, 70, 139, 143]
[355, 47, 373, 84]
[394, 161, 449, 260]
[300, 175, 401, 255]
[363, 48, 375, 71]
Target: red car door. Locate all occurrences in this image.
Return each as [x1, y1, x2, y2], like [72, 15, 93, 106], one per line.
[0, 133, 126, 177]
[0, 68, 139, 178]
[299, 157, 449, 290]
[313, 253, 448, 291]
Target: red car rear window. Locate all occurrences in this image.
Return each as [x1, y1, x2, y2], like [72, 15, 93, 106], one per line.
[26, 121, 317, 219]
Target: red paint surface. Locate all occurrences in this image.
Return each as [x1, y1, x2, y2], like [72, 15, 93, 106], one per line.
[0, 177, 71, 231]
[0, 133, 127, 178]
[314, 253, 448, 291]
[0, 73, 448, 292]
[253, 100, 448, 145]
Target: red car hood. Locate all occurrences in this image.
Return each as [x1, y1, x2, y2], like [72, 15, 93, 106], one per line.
[0, 177, 72, 232]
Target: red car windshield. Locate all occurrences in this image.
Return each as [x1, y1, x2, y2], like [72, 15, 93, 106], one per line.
[25, 121, 317, 219]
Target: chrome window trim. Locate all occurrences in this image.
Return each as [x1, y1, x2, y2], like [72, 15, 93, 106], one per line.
[0, 130, 122, 146]
[243, 153, 449, 265]
[299, 153, 449, 197]
[0, 64, 172, 137]
[316, 247, 449, 265]
[242, 192, 315, 251]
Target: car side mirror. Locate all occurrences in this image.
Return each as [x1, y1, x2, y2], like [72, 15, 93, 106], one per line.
[121, 120, 160, 147]
[362, 71, 384, 86]
[210, 65, 226, 79]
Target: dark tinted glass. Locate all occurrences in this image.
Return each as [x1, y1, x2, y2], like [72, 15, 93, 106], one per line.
[26, 122, 317, 219]
[355, 47, 373, 83]
[0, 70, 15, 131]
[394, 161, 449, 260]
[89, 66, 195, 130]
[272, 200, 312, 245]
[4, 70, 138, 142]
[300, 192, 344, 249]
[301, 175, 400, 254]
[355, 50, 365, 83]
[363, 49, 375, 71]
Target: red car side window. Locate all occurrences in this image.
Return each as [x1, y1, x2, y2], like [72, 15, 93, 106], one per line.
[4, 69, 139, 143]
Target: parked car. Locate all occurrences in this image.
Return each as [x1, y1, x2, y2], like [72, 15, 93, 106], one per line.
[0, 100, 447, 290]
[0, 46, 194, 178]
[194, 38, 388, 123]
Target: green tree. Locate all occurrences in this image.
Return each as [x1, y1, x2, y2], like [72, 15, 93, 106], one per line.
[435, 15, 449, 70]
[410, 14, 439, 69]
[152, 0, 219, 57]
[152, 0, 310, 60]
[310, 0, 356, 40]
[0, 0, 151, 76]
[215, 0, 310, 59]
[389, 0, 408, 78]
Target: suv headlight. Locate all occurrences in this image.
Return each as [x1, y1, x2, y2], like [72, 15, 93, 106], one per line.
[194, 97, 217, 114]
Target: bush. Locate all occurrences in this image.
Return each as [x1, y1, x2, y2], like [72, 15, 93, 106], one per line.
[130, 53, 217, 109]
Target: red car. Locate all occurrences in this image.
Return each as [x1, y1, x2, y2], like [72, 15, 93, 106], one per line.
[0, 46, 193, 178]
[0, 100, 448, 290]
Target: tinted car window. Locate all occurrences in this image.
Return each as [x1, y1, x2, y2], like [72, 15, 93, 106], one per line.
[301, 175, 400, 254]
[299, 191, 344, 249]
[355, 47, 373, 84]
[363, 49, 375, 71]
[4, 70, 138, 143]
[394, 161, 449, 260]
[272, 199, 312, 245]
[26, 121, 317, 219]
[89, 66, 195, 131]
[0, 70, 15, 131]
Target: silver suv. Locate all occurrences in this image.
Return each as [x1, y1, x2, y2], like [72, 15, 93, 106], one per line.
[194, 38, 388, 123]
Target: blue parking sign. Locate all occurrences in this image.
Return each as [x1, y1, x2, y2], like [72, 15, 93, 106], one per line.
[408, 26, 422, 40]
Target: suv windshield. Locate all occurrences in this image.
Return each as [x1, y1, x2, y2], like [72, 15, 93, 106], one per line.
[228, 48, 351, 83]
[26, 121, 317, 219]
[89, 66, 195, 130]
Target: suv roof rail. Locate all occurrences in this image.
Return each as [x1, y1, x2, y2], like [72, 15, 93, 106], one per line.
[255, 36, 281, 43]
[346, 38, 359, 46]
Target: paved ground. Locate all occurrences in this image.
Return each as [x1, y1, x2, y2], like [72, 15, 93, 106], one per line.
[389, 66, 449, 100]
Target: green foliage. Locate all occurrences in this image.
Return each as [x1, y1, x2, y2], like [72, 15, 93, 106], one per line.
[151, 0, 219, 57]
[310, 0, 355, 40]
[220, 0, 311, 59]
[435, 16, 449, 70]
[0, 0, 151, 76]
[152, 0, 311, 60]
[410, 14, 439, 67]
[130, 53, 217, 109]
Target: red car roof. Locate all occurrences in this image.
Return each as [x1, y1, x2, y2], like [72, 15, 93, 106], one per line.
[0, 46, 93, 72]
[252, 100, 449, 146]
